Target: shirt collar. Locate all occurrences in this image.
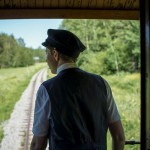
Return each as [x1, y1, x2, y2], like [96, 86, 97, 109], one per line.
[57, 63, 77, 74]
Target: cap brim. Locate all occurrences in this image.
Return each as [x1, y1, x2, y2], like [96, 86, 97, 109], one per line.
[42, 41, 49, 47]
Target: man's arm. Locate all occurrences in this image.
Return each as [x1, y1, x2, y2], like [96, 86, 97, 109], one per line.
[109, 120, 125, 150]
[30, 85, 51, 150]
[30, 135, 48, 150]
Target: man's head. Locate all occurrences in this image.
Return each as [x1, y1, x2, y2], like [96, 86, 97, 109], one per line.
[42, 29, 86, 74]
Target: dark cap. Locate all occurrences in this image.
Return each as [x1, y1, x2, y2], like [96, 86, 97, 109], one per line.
[42, 29, 86, 57]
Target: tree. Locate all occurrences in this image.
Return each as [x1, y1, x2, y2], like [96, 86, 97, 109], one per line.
[0, 33, 18, 68]
[17, 37, 26, 47]
[59, 19, 140, 74]
[0, 33, 34, 68]
[32, 47, 45, 62]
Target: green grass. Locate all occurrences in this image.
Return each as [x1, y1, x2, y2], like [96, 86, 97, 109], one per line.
[0, 63, 47, 142]
[103, 73, 140, 150]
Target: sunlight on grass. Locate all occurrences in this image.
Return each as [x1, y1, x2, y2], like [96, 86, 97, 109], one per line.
[103, 73, 140, 150]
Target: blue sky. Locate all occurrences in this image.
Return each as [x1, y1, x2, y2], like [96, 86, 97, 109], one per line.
[0, 19, 63, 49]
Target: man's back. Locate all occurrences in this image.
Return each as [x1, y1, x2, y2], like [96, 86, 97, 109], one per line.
[43, 68, 108, 150]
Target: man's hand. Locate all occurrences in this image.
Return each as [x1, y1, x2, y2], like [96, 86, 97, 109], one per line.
[109, 120, 125, 150]
[30, 135, 48, 150]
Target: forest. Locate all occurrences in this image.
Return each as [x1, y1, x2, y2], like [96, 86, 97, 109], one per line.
[0, 33, 45, 68]
[0, 19, 140, 75]
[60, 19, 140, 75]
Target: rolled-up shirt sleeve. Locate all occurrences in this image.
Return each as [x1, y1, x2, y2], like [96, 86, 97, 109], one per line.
[104, 80, 120, 124]
[32, 84, 51, 136]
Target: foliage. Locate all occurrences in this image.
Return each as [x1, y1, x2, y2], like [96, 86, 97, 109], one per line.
[59, 19, 140, 74]
[17, 37, 26, 47]
[0, 33, 45, 68]
[0, 63, 47, 142]
[77, 50, 107, 74]
[32, 46, 46, 62]
[104, 73, 140, 150]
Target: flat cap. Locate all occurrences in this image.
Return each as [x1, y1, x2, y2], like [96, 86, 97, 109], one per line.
[42, 29, 86, 57]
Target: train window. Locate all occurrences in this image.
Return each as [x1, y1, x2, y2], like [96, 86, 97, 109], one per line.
[0, 1, 150, 149]
[0, 19, 141, 149]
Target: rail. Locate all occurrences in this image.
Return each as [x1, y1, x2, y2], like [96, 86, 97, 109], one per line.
[22, 68, 47, 150]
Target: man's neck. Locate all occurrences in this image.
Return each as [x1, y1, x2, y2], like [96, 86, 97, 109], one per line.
[56, 62, 76, 74]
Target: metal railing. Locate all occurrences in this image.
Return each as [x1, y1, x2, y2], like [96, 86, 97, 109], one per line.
[125, 140, 140, 145]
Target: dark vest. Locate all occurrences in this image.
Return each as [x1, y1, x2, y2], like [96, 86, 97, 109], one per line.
[43, 68, 108, 150]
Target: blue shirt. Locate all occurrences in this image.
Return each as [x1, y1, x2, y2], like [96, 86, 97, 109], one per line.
[32, 63, 120, 136]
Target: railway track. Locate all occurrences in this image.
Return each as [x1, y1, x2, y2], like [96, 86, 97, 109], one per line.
[19, 68, 48, 150]
[20, 68, 47, 150]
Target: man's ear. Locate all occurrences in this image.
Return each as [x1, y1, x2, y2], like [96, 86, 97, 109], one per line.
[53, 49, 60, 61]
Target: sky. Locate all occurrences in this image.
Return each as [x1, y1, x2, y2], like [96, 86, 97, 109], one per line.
[0, 19, 63, 49]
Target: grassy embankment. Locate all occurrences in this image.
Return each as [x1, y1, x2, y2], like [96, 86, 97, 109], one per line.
[104, 73, 140, 150]
[0, 63, 47, 142]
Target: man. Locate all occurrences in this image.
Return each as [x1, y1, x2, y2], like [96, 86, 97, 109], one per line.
[30, 29, 125, 150]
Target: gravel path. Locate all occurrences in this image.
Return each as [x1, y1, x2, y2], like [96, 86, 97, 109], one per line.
[0, 68, 47, 150]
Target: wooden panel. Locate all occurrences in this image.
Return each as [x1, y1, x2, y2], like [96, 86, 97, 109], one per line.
[101, 0, 138, 9]
[57, 0, 139, 9]
[50, 0, 59, 8]
[20, 0, 28, 8]
[28, 0, 36, 8]
[0, 0, 139, 9]
[95, 0, 104, 9]
[123, 0, 138, 9]
[77, 0, 98, 8]
[102, 0, 119, 9]
[0, 0, 4, 7]
[5, 0, 13, 8]
[65, 0, 74, 8]
[44, 0, 59, 8]
[58, 0, 66, 8]
[12, 0, 20, 8]
[87, 0, 97, 8]
[73, 0, 82, 8]
[81, 0, 88, 8]
[36, 0, 43, 8]
[44, 0, 51, 8]
[0, 9, 140, 20]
